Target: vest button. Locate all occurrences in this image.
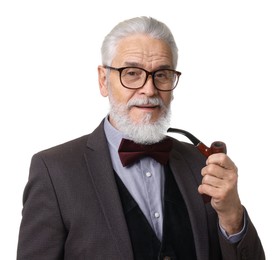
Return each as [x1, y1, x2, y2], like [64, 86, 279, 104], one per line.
[146, 172, 152, 177]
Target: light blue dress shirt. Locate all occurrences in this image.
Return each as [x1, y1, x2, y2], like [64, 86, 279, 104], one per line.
[103, 117, 245, 243]
[104, 117, 165, 240]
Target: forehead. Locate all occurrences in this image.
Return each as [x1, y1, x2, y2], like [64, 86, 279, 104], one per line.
[112, 34, 173, 68]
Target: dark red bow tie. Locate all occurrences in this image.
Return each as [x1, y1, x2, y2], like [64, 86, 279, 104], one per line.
[118, 137, 173, 167]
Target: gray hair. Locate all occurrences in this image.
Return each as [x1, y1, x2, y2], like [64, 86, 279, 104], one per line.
[101, 16, 178, 68]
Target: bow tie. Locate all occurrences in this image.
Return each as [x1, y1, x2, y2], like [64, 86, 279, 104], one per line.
[118, 137, 173, 167]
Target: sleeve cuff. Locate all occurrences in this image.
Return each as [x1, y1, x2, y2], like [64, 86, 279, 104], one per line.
[219, 210, 247, 244]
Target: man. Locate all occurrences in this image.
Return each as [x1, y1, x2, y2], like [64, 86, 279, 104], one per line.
[17, 16, 265, 259]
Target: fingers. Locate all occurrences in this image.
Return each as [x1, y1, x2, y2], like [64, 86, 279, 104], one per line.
[201, 173, 223, 188]
[198, 153, 238, 200]
[205, 153, 237, 171]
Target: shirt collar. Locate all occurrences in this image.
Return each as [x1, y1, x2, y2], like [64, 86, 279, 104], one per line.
[104, 116, 124, 152]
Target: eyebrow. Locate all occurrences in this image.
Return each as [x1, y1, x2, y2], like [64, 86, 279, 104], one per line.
[123, 62, 172, 70]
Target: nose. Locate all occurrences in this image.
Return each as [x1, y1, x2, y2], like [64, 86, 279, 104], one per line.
[138, 75, 157, 96]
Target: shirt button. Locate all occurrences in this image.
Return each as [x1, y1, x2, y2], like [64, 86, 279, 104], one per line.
[154, 212, 160, 218]
[145, 172, 152, 177]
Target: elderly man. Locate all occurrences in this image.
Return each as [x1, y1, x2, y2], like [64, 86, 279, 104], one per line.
[17, 16, 265, 259]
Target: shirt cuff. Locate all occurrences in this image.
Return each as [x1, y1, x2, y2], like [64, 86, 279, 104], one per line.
[219, 211, 247, 244]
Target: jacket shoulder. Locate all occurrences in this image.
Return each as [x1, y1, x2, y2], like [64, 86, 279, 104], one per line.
[35, 134, 90, 160]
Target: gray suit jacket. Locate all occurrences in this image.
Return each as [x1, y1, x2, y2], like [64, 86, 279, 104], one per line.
[17, 120, 265, 260]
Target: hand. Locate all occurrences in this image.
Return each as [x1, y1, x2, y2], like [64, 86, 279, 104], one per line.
[198, 153, 244, 235]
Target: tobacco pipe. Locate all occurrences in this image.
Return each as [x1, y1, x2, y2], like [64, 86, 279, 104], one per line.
[167, 127, 227, 203]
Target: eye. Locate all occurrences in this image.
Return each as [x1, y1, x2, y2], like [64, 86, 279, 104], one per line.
[155, 70, 170, 80]
[123, 68, 142, 77]
[156, 72, 167, 78]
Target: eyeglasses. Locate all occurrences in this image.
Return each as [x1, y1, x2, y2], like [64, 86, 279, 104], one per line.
[104, 66, 181, 91]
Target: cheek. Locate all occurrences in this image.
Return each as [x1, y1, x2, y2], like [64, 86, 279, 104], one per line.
[110, 86, 134, 105]
[160, 92, 173, 107]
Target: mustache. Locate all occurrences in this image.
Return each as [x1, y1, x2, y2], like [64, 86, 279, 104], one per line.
[127, 97, 164, 109]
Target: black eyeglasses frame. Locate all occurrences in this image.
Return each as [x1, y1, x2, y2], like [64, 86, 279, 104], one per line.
[103, 65, 181, 92]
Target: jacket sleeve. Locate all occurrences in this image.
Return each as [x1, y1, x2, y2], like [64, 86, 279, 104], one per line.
[218, 208, 265, 260]
[17, 153, 66, 260]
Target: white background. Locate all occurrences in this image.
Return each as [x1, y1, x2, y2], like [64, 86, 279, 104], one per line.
[1, 0, 278, 259]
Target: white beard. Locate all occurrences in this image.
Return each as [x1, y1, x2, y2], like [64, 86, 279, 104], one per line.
[108, 95, 171, 144]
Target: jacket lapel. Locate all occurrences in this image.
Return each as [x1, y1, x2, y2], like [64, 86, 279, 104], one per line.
[169, 143, 210, 260]
[84, 121, 133, 259]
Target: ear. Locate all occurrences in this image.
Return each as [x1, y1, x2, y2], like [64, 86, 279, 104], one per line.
[98, 65, 109, 97]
